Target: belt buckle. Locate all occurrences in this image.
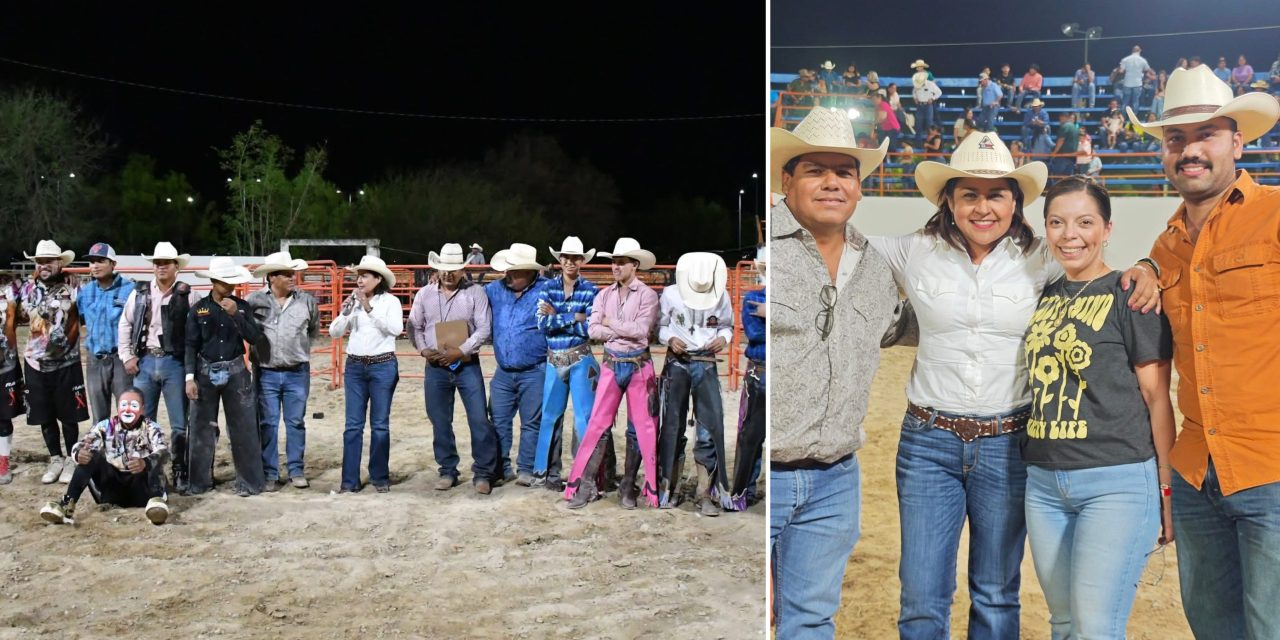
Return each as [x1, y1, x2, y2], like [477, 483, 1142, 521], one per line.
[147, 347, 166, 357]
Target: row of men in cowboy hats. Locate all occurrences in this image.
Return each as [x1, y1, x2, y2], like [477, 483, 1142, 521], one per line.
[769, 63, 1280, 638]
[333, 237, 765, 515]
[19, 233, 764, 524]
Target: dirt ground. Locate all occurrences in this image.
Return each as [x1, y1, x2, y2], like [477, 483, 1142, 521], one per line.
[833, 346, 1192, 639]
[0, 349, 765, 639]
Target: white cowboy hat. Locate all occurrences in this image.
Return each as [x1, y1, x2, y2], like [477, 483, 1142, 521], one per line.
[195, 256, 253, 285]
[24, 240, 74, 265]
[675, 252, 728, 311]
[770, 107, 890, 187]
[910, 59, 929, 69]
[428, 243, 467, 272]
[142, 242, 191, 268]
[598, 238, 657, 271]
[1126, 65, 1280, 143]
[914, 132, 1049, 207]
[490, 243, 545, 272]
[252, 251, 309, 277]
[469, 243, 483, 251]
[345, 255, 396, 288]
[820, 60, 835, 70]
[550, 236, 596, 262]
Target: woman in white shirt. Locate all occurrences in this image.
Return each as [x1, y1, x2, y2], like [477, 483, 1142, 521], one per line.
[867, 132, 1159, 639]
[328, 256, 404, 493]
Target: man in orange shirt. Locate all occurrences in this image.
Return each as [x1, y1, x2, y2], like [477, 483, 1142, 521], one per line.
[1127, 64, 1280, 639]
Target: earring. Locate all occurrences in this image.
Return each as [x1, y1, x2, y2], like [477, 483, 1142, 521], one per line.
[1104, 240, 1110, 247]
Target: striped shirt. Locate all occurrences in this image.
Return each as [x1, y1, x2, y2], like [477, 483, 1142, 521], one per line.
[76, 274, 135, 356]
[536, 275, 598, 352]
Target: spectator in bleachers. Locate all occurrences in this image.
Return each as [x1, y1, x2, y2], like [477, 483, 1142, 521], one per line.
[1009, 139, 1026, 167]
[817, 60, 839, 95]
[1152, 70, 1169, 116]
[887, 83, 910, 135]
[1142, 68, 1158, 112]
[977, 73, 1003, 132]
[1029, 118, 1055, 163]
[954, 107, 976, 148]
[1231, 54, 1254, 95]
[872, 90, 902, 151]
[1101, 100, 1124, 149]
[911, 59, 937, 146]
[843, 70, 868, 96]
[1214, 57, 1232, 83]
[1190, 55, 1204, 68]
[1072, 62, 1097, 109]
[995, 63, 1017, 108]
[1269, 52, 1280, 95]
[1076, 127, 1093, 174]
[1050, 111, 1080, 179]
[1013, 64, 1044, 112]
[785, 68, 817, 106]
[923, 125, 943, 155]
[1118, 45, 1151, 115]
[1021, 98, 1048, 151]
[1175, 57, 1189, 71]
[1116, 122, 1144, 153]
[866, 70, 881, 95]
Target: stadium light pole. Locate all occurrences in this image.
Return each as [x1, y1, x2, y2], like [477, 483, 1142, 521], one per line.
[737, 189, 745, 252]
[1062, 23, 1103, 67]
[752, 171, 760, 218]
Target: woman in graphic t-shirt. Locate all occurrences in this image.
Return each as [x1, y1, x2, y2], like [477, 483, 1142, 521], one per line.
[1021, 176, 1175, 638]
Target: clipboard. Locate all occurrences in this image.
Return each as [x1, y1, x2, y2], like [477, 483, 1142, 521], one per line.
[435, 320, 472, 362]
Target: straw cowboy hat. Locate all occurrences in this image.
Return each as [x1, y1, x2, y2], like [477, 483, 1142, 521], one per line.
[490, 243, 545, 272]
[675, 252, 728, 311]
[195, 256, 253, 285]
[252, 250, 309, 277]
[911, 59, 929, 69]
[598, 238, 656, 271]
[1250, 79, 1271, 90]
[1027, 98, 1045, 108]
[345, 255, 396, 288]
[914, 132, 1049, 207]
[550, 236, 596, 262]
[770, 107, 891, 187]
[1126, 64, 1280, 143]
[24, 240, 74, 265]
[428, 243, 467, 272]
[142, 242, 191, 268]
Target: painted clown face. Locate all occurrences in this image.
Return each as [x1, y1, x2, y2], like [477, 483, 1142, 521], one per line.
[118, 395, 143, 426]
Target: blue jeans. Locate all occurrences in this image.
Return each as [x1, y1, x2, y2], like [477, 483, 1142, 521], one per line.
[914, 102, 934, 144]
[424, 361, 499, 482]
[1119, 85, 1143, 114]
[342, 358, 397, 490]
[1015, 89, 1041, 110]
[489, 364, 544, 477]
[1025, 459, 1159, 639]
[135, 354, 187, 438]
[978, 105, 997, 132]
[1173, 459, 1280, 640]
[534, 353, 598, 481]
[1070, 82, 1096, 108]
[258, 365, 310, 481]
[897, 410, 1027, 640]
[771, 454, 860, 639]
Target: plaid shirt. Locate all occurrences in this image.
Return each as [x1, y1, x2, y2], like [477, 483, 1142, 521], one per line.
[535, 275, 598, 352]
[76, 274, 135, 356]
[72, 416, 169, 472]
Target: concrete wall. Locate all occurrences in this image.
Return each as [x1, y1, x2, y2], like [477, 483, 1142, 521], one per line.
[847, 195, 1184, 272]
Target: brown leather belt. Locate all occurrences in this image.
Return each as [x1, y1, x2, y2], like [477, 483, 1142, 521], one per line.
[602, 350, 651, 366]
[907, 401, 1029, 443]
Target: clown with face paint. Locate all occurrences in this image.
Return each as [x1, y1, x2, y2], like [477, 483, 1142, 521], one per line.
[39, 387, 170, 525]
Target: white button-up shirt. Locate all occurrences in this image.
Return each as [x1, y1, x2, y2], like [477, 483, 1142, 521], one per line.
[869, 232, 1061, 415]
[328, 292, 403, 356]
[657, 288, 734, 350]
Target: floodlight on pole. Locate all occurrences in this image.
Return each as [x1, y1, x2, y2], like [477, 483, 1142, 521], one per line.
[737, 189, 745, 253]
[1062, 22, 1102, 67]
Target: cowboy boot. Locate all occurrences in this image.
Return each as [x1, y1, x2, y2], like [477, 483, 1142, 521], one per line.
[663, 455, 686, 509]
[567, 437, 611, 510]
[170, 433, 189, 494]
[618, 439, 642, 510]
[696, 465, 721, 517]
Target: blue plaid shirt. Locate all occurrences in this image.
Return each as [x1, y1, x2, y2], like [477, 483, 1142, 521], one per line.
[742, 288, 766, 362]
[536, 275, 598, 352]
[76, 274, 135, 356]
[485, 275, 550, 371]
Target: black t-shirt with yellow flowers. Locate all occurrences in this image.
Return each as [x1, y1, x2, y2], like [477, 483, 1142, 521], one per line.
[1020, 271, 1172, 470]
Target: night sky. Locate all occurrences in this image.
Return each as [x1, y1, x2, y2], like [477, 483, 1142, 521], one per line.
[0, 5, 765, 216]
[773, 0, 1280, 82]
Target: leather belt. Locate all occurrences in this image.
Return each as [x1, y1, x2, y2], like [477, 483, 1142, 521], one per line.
[547, 343, 591, 368]
[602, 350, 651, 366]
[145, 347, 169, 358]
[347, 352, 396, 365]
[746, 359, 765, 375]
[262, 362, 308, 372]
[907, 401, 1029, 443]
